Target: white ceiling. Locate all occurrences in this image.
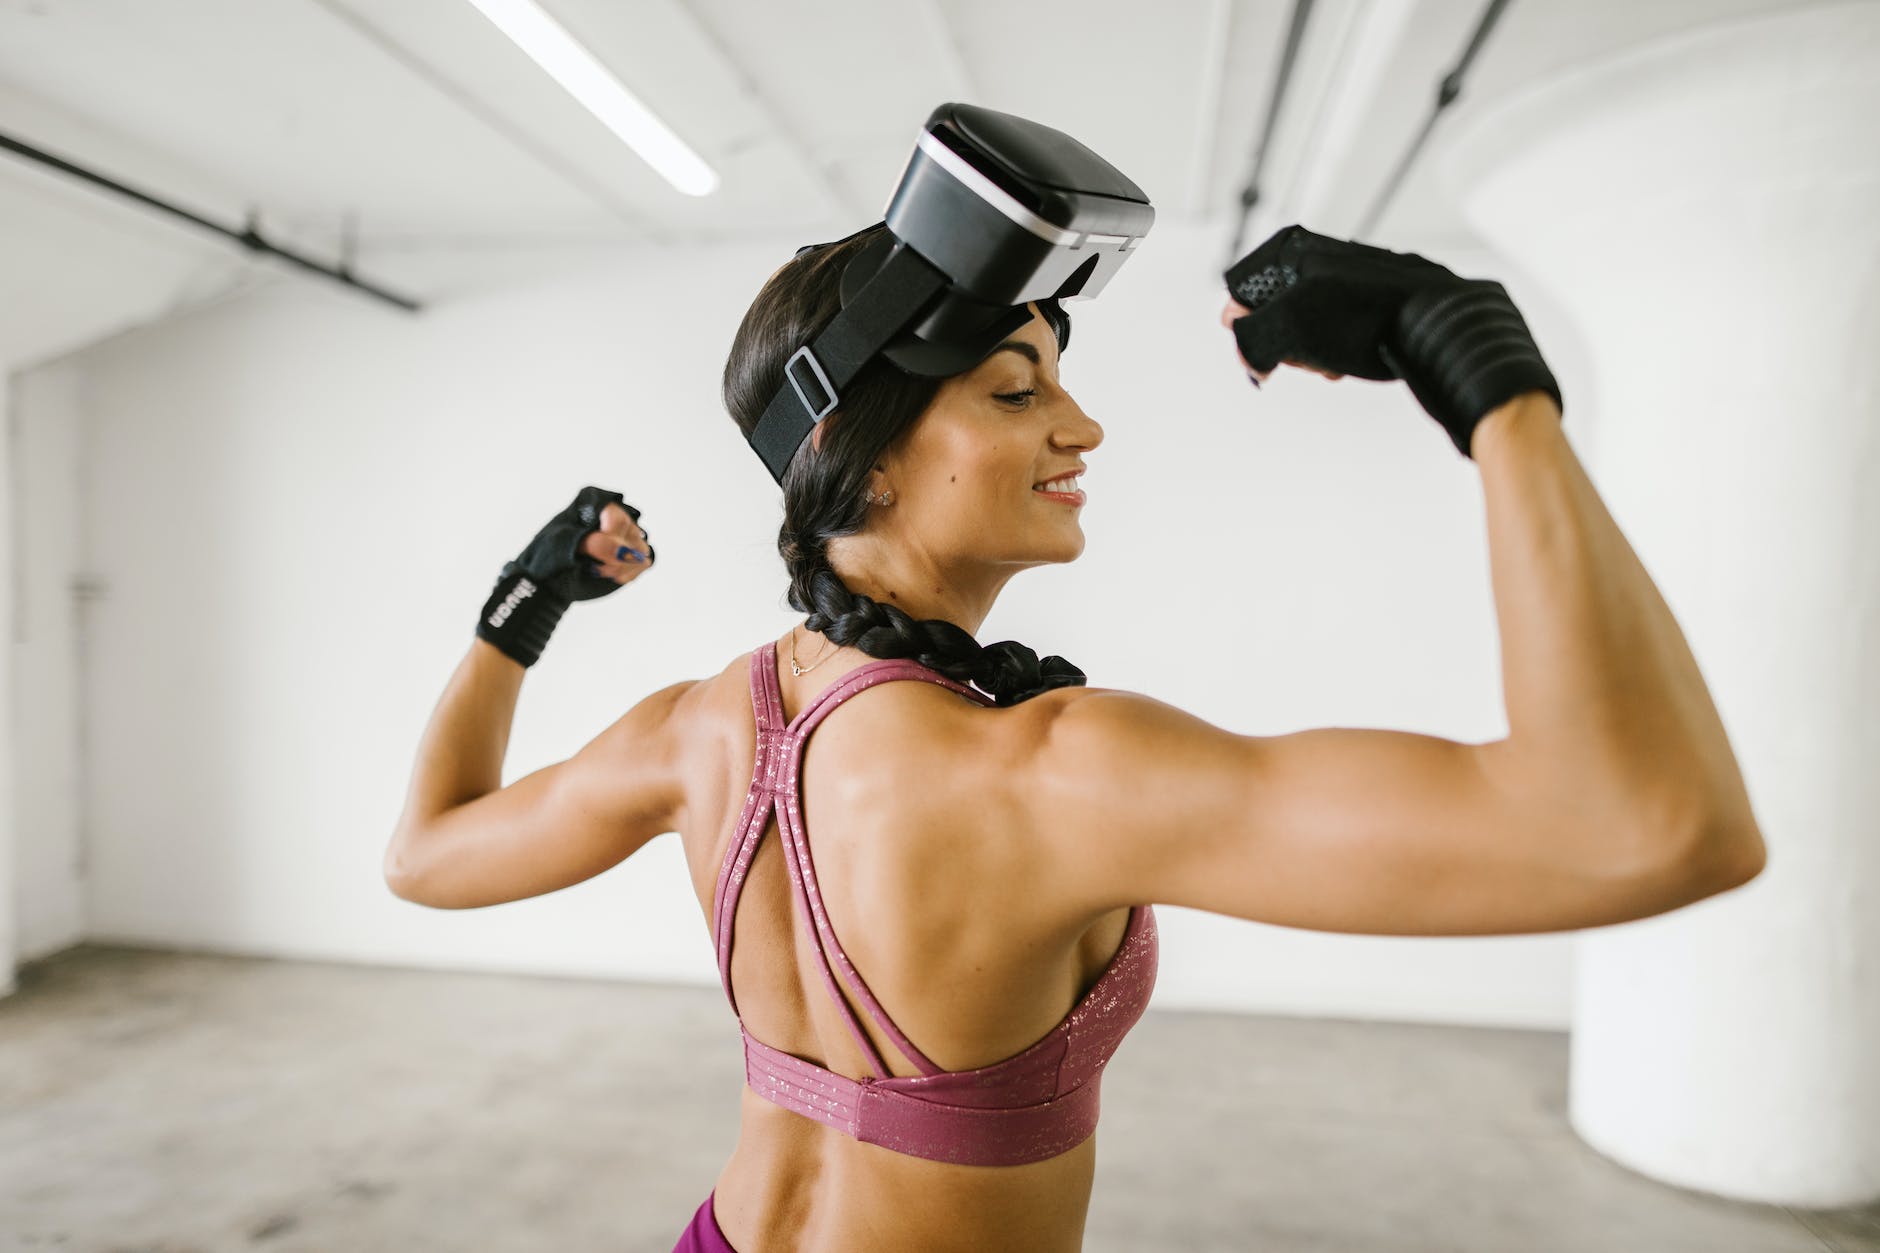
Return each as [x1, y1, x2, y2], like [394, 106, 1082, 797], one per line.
[0, 0, 1815, 367]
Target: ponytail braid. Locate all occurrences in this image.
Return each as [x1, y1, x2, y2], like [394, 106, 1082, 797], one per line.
[786, 545, 1084, 707]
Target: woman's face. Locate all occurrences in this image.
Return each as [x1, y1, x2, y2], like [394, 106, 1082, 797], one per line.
[873, 302, 1104, 572]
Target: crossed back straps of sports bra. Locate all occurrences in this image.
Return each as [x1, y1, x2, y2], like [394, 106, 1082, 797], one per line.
[709, 640, 1158, 1167]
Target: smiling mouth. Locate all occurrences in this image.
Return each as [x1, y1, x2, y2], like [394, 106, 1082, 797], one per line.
[1031, 484, 1086, 505]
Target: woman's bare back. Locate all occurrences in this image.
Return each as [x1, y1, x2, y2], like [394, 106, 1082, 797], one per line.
[668, 634, 1133, 1252]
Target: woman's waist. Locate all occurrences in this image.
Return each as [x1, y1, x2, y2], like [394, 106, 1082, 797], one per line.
[719, 1089, 1097, 1252]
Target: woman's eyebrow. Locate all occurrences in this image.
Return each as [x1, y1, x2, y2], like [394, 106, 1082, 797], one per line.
[991, 341, 1041, 364]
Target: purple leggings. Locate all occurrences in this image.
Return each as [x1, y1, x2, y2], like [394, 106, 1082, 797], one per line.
[671, 1189, 738, 1253]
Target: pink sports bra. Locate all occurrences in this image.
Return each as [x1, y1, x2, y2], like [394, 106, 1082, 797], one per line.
[711, 640, 1158, 1168]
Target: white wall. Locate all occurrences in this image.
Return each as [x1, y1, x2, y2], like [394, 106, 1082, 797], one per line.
[0, 77, 281, 990]
[9, 359, 87, 970]
[13, 220, 1600, 1029]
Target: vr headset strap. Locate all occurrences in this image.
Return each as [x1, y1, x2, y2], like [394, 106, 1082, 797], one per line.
[750, 244, 949, 485]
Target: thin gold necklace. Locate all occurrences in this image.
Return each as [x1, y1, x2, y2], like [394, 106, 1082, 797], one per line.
[789, 625, 837, 676]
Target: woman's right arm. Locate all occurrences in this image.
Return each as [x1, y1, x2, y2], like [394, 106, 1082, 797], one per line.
[1011, 391, 1766, 939]
[1471, 391, 1762, 870]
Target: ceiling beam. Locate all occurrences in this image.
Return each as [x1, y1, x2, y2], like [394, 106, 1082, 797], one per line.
[1248, 0, 1418, 245]
[667, 0, 870, 225]
[1185, 0, 1237, 216]
[306, 0, 671, 246]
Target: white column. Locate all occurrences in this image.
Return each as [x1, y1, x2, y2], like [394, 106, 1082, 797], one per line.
[1441, 2, 1880, 1207]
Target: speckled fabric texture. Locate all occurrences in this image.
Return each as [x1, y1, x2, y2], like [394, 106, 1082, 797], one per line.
[709, 641, 1159, 1168]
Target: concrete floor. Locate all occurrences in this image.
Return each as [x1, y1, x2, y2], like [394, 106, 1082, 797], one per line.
[1, 946, 1876, 1253]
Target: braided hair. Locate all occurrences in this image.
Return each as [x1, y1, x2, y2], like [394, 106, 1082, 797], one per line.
[723, 223, 1087, 707]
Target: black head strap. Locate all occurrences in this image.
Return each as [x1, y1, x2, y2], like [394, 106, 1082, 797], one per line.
[749, 242, 949, 485]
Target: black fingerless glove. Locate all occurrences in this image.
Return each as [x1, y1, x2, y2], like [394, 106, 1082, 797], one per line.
[475, 485, 649, 668]
[1224, 224, 1563, 458]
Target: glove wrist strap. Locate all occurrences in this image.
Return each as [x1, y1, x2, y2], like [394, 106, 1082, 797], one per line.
[475, 562, 571, 669]
[1391, 280, 1563, 459]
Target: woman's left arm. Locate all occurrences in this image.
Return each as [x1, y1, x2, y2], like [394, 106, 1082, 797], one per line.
[394, 638, 526, 830]
[383, 642, 696, 909]
[382, 486, 691, 909]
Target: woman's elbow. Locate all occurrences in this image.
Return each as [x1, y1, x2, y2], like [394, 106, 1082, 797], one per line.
[382, 829, 425, 901]
[1680, 822, 1769, 900]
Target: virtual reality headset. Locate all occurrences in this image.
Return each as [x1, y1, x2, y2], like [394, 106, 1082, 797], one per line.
[747, 102, 1155, 485]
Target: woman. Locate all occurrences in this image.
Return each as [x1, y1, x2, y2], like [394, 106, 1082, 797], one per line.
[385, 224, 1766, 1252]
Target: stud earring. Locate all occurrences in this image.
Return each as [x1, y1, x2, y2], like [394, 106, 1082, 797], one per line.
[868, 488, 895, 506]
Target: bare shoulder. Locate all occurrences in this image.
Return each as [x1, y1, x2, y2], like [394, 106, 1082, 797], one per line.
[772, 680, 1244, 939]
[666, 648, 763, 741]
[743, 671, 1081, 936]
[852, 683, 1120, 938]
[961, 685, 1206, 926]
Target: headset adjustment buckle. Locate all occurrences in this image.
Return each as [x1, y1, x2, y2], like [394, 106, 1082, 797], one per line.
[785, 345, 839, 422]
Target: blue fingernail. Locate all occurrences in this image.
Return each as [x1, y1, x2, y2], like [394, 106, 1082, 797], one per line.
[615, 545, 629, 560]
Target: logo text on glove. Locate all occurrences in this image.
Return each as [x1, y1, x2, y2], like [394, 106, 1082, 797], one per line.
[487, 577, 537, 629]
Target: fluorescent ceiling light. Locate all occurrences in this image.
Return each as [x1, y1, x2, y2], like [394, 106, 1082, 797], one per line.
[463, 0, 720, 197]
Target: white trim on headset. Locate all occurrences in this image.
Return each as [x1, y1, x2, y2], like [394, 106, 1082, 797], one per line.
[915, 131, 1081, 247]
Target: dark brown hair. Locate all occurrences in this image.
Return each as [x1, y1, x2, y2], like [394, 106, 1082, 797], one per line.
[722, 224, 1086, 707]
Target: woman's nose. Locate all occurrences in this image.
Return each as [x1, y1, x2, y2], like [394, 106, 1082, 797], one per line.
[1058, 402, 1102, 450]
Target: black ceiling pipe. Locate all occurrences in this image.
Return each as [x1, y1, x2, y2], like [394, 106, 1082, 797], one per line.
[0, 129, 422, 314]
[1355, 0, 1516, 239]
[1224, 0, 1317, 264]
